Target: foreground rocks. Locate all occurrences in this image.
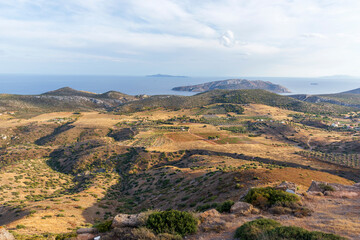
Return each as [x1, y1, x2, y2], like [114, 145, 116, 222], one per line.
[0, 227, 15, 240]
[230, 202, 259, 216]
[275, 181, 297, 194]
[112, 212, 147, 228]
[307, 181, 360, 197]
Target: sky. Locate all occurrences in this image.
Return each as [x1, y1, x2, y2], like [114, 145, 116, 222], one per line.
[1, 0, 360, 77]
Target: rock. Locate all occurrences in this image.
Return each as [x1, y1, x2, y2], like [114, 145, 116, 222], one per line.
[308, 181, 360, 194]
[276, 181, 297, 193]
[112, 213, 147, 228]
[76, 228, 96, 234]
[199, 209, 221, 222]
[230, 202, 254, 216]
[0, 227, 15, 240]
[76, 233, 96, 240]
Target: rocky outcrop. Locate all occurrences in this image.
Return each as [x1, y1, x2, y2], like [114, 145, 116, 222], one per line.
[112, 213, 147, 228]
[0, 226, 15, 240]
[172, 79, 291, 93]
[230, 202, 259, 216]
[307, 181, 360, 197]
[275, 181, 297, 194]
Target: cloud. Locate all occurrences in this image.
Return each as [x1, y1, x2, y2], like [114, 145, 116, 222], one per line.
[219, 30, 237, 47]
[1, 0, 360, 76]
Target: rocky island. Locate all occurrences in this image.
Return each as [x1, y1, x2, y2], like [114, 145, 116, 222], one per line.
[172, 79, 291, 93]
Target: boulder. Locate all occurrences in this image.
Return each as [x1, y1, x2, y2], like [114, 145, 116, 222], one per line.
[76, 233, 96, 240]
[308, 181, 360, 193]
[76, 228, 96, 234]
[0, 227, 15, 240]
[276, 181, 297, 193]
[112, 213, 147, 228]
[230, 202, 256, 216]
[199, 209, 221, 222]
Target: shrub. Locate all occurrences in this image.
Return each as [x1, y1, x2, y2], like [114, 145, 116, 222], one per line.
[319, 183, 335, 192]
[94, 220, 113, 233]
[244, 187, 300, 209]
[196, 203, 219, 212]
[264, 226, 346, 240]
[146, 210, 198, 236]
[234, 218, 281, 240]
[16, 224, 26, 229]
[216, 200, 234, 213]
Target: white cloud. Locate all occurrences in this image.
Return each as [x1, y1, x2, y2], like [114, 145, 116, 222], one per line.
[1, 0, 360, 76]
[219, 30, 236, 47]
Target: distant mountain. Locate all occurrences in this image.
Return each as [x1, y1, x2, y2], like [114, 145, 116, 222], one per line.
[172, 79, 291, 93]
[146, 74, 188, 78]
[341, 88, 360, 94]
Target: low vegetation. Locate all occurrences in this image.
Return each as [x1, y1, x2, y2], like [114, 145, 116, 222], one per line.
[234, 218, 347, 240]
[146, 210, 198, 237]
[244, 187, 300, 209]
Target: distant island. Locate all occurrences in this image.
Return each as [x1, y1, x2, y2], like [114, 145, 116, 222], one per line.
[172, 79, 291, 93]
[146, 74, 188, 78]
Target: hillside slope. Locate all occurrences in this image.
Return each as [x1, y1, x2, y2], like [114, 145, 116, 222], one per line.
[0, 87, 139, 117]
[117, 89, 354, 115]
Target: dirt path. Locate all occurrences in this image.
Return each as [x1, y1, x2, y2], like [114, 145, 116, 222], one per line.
[307, 136, 313, 151]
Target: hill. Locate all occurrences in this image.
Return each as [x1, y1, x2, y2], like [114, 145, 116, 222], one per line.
[172, 79, 291, 93]
[117, 89, 354, 115]
[0, 87, 139, 117]
[290, 93, 360, 108]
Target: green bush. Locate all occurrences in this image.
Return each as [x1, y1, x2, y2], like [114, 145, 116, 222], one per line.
[264, 226, 346, 240]
[146, 210, 198, 236]
[196, 203, 219, 212]
[235, 221, 347, 240]
[93, 220, 112, 233]
[234, 218, 281, 240]
[319, 183, 335, 192]
[244, 187, 300, 209]
[216, 200, 234, 213]
[16, 224, 26, 229]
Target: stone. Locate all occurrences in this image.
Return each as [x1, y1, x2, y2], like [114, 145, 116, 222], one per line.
[199, 209, 221, 222]
[0, 227, 15, 240]
[308, 181, 360, 193]
[76, 233, 95, 240]
[112, 212, 147, 228]
[76, 228, 96, 234]
[230, 202, 254, 216]
[276, 181, 297, 193]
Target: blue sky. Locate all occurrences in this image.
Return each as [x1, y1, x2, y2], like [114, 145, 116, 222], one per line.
[1, 0, 360, 77]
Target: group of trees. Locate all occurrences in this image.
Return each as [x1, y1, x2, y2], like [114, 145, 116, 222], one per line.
[297, 150, 360, 168]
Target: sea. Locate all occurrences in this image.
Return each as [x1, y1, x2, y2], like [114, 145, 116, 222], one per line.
[0, 75, 359, 96]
